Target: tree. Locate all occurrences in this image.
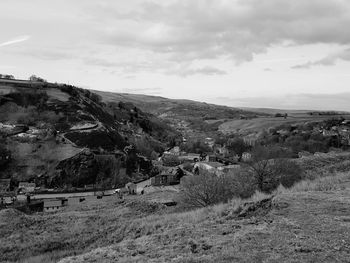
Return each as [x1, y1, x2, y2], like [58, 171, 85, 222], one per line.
[180, 140, 211, 154]
[226, 137, 250, 161]
[0, 74, 14, 79]
[95, 155, 122, 188]
[179, 170, 255, 208]
[126, 150, 138, 176]
[246, 145, 303, 192]
[29, 75, 46, 82]
[0, 142, 11, 169]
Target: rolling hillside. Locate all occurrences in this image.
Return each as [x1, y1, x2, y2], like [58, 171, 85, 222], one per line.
[93, 91, 269, 139]
[0, 80, 180, 186]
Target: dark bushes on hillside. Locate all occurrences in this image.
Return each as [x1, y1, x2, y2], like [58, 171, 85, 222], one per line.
[5, 89, 48, 108]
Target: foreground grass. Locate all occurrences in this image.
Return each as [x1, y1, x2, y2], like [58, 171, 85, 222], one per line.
[1, 171, 350, 263]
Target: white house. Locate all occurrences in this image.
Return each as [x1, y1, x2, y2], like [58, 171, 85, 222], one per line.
[18, 182, 36, 193]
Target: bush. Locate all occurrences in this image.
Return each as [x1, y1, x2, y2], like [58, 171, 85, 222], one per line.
[179, 170, 255, 208]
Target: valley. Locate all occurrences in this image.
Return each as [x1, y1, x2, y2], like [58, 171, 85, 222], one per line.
[1, 78, 350, 263]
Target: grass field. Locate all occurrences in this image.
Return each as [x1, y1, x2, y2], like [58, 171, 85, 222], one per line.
[219, 114, 350, 134]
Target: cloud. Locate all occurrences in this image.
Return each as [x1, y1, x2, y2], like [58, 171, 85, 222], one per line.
[0, 35, 30, 48]
[5, 0, 350, 77]
[92, 0, 350, 63]
[292, 48, 350, 69]
[172, 66, 227, 77]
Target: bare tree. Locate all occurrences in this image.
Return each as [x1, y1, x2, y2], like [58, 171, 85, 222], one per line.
[245, 145, 303, 192]
[179, 170, 254, 208]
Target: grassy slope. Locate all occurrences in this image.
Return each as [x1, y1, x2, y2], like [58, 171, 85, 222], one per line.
[93, 91, 266, 120]
[2, 152, 350, 262]
[219, 114, 350, 135]
[60, 185, 350, 263]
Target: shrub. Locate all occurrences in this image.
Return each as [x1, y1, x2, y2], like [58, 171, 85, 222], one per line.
[179, 170, 255, 208]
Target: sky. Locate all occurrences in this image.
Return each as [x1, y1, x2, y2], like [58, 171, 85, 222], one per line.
[1, 0, 350, 111]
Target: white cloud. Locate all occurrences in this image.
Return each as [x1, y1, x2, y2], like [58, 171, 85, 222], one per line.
[292, 48, 350, 69]
[0, 35, 30, 48]
[93, 0, 350, 63]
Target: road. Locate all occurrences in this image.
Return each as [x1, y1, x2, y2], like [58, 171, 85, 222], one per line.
[17, 189, 117, 201]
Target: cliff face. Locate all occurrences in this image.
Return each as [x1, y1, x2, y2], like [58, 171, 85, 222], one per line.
[0, 80, 180, 187]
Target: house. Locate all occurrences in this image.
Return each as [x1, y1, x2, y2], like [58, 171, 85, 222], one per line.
[164, 146, 181, 156]
[151, 173, 179, 186]
[125, 182, 137, 195]
[216, 156, 238, 165]
[194, 162, 225, 175]
[241, 152, 252, 162]
[18, 182, 36, 193]
[135, 178, 152, 194]
[213, 145, 229, 156]
[178, 153, 201, 162]
[204, 154, 217, 162]
[322, 130, 338, 137]
[218, 164, 241, 173]
[0, 192, 16, 206]
[298, 151, 312, 158]
[204, 137, 215, 148]
[44, 198, 68, 212]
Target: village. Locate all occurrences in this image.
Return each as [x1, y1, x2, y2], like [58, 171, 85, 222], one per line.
[0, 131, 252, 213]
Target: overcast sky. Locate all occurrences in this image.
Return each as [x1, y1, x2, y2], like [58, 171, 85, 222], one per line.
[1, 0, 350, 111]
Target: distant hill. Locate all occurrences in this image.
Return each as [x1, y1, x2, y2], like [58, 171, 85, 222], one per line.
[93, 91, 270, 139]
